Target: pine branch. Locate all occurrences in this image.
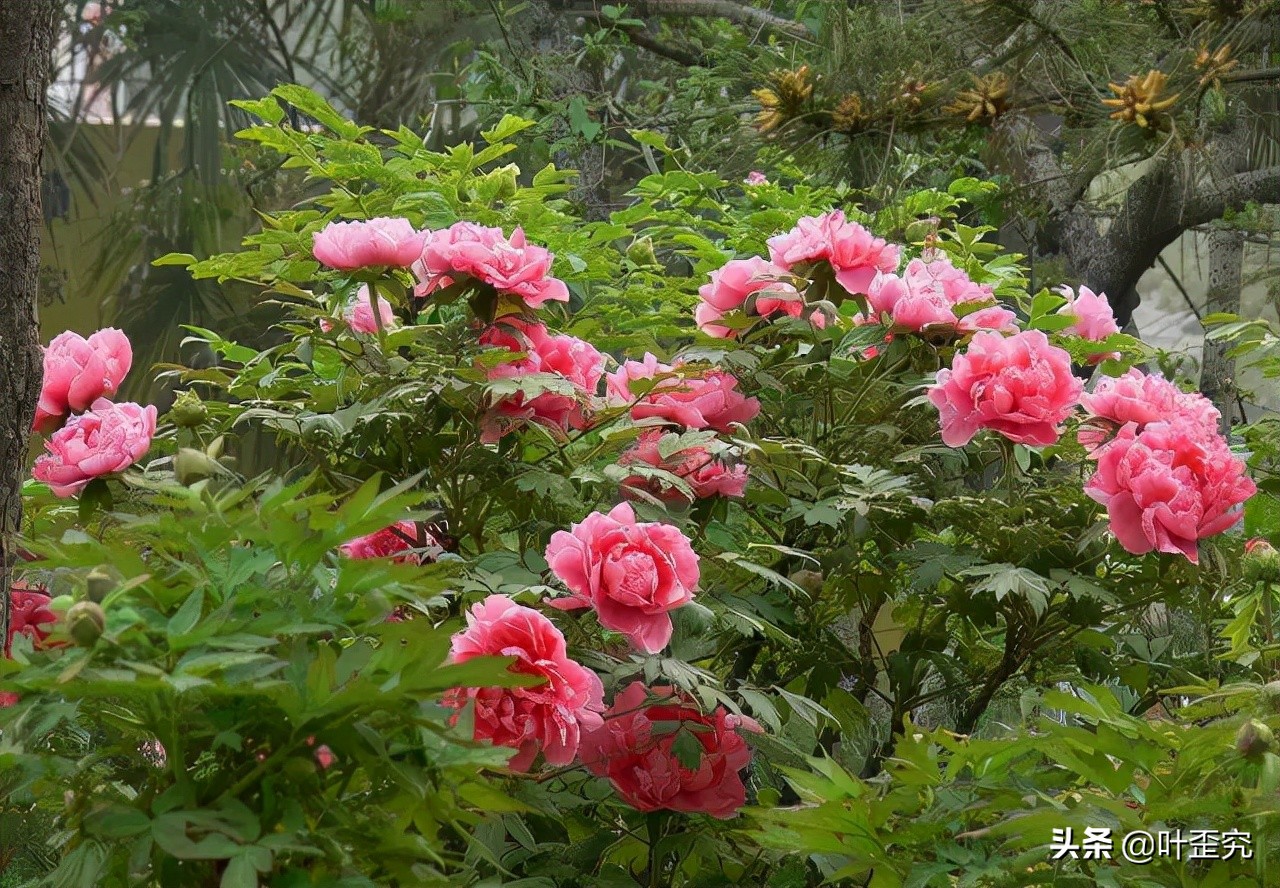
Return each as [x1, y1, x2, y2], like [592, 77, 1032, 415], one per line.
[551, 0, 810, 38]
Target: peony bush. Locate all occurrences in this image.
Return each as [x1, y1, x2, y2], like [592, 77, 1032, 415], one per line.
[4, 87, 1280, 886]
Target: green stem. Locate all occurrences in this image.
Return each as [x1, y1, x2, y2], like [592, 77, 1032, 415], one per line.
[646, 812, 666, 888]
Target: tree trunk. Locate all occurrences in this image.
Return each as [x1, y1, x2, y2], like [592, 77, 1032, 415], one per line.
[0, 0, 57, 644]
[1201, 227, 1244, 434]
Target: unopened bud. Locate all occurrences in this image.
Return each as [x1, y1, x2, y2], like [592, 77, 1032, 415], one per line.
[1236, 719, 1274, 761]
[168, 389, 209, 428]
[85, 567, 115, 603]
[66, 601, 105, 648]
[626, 237, 658, 268]
[1244, 538, 1280, 584]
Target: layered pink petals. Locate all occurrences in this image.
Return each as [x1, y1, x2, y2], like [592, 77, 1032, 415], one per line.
[580, 681, 760, 818]
[1057, 285, 1120, 363]
[32, 398, 157, 497]
[479, 318, 605, 442]
[1085, 419, 1255, 563]
[312, 217, 425, 270]
[866, 256, 1014, 336]
[619, 429, 749, 502]
[338, 520, 441, 564]
[34, 328, 133, 433]
[544, 503, 699, 654]
[767, 210, 900, 297]
[606, 354, 759, 433]
[5, 583, 56, 657]
[696, 257, 809, 338]
[1078, 369, 1221, 453]
[413, 222, 570, 308]
[928, 330, 1082, 447]
[444, 595, 604, 771]
[347, 285, 397, 334]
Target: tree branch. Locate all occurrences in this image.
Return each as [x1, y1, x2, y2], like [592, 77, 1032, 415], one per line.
[552, 0, 810, 38]
[618, 23, 707, 66]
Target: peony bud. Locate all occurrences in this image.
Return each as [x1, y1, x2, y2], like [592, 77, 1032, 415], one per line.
[1244, 538, 1280, 584]
[85, 567, 116, 603]
[66, 601, 105, 647]
[626, 237, 659, 268]
[168, 390, 209, 428]
[1235, 719, 1274, 761]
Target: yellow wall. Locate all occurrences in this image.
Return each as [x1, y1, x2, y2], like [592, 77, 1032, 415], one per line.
[38, 124, 179, 338]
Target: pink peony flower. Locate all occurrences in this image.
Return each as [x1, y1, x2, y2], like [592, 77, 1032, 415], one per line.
[346, 285, 397, 333]
[927, 330, 1082, 447]
[34, 329, 133, 433]
[618, 429, 749, 502]
[865, 257, 1012, 336]
[955, 305, 1020, 335]
[338, 520, 442, 564]
[767, 210, 900, 297]
[1085, 419, 1255, 563]
[413, 222, 570, 308]
[312, 217, 425, 270]
[544, 503, 699, 654]
[5, 582, 56, 657]
[579, 681, 760, 819]
[444, 595, 604, 770]
[32, 398, 157, 497]
[605, 354, 759, 433]
[1057, 285, 1120, 363]
[1078, 369, 1221, 453]
[744, 171, 769, 185]
[479, 318, 605, 442]
[696, 257, 807, 339]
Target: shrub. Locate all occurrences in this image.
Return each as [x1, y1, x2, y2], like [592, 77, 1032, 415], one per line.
[5, 86, 1279, 887]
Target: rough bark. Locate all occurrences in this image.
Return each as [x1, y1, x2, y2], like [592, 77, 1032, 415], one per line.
[0, 0, 57, 645]
[1201, 227, 1243, 433]
[998, 115, 1280, 331]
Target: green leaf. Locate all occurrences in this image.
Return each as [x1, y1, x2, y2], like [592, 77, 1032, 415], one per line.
[671, 730, 704, 770]
[167, 590, 205, 643]
[152, 252, 197, 268]
[271, 84, 364, 140]
[568, 97, 602, 141]
[481, 114, 537, 144]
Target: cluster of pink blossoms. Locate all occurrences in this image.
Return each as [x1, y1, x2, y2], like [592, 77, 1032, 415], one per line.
[699, 209, 1252, 563]
[605, 354, 757, 502]
[442, 592, 758, 818]
[477, 317, 606, 444]
[313, 213, 762, 815]
[863, 254, 1018, 337]
[1079, 370, 1254, 563]
[924, 331, 1253, 562]
[696, 210, 900, 339]
[30, 329, 157, 498]
[312, 216, 754, 491]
